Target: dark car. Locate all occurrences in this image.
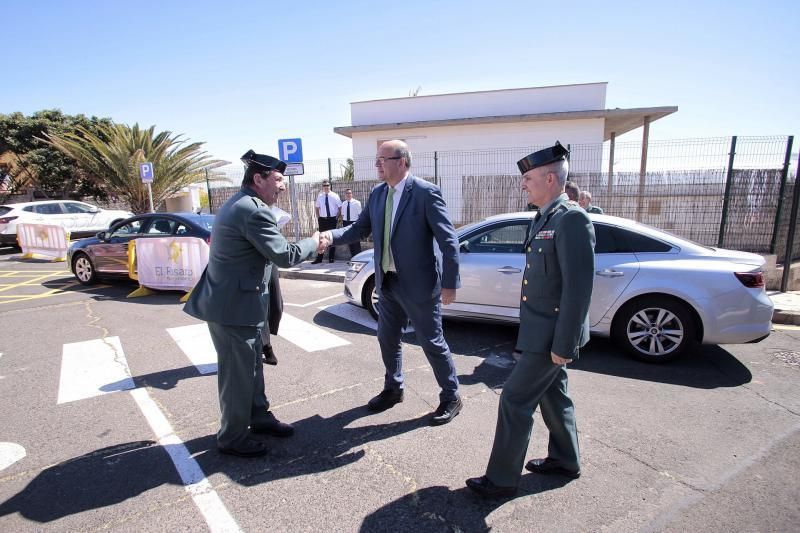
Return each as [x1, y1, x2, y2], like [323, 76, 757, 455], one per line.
[67, 212, 214, 285]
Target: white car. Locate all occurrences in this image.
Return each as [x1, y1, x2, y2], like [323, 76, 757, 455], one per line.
[0, 200, 134, 246]
[344, 211, 774, 363]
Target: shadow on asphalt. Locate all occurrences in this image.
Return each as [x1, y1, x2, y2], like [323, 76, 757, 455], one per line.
[40, 277, 191, 306]
[0, 406, 432, 524]
[359, 478, 573, 532]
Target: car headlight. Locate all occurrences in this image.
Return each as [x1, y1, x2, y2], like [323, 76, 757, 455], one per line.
[347, 261, 367, 273]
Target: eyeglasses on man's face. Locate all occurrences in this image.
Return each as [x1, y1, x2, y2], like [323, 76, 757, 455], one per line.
[375, 156, 402, 164]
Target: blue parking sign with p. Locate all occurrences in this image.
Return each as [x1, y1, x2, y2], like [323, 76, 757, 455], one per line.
[278, 138, 303, 163]
[139, 162, 154, 183]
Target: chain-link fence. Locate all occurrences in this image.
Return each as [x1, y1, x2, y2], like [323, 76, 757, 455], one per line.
[207, 135, 799, 264]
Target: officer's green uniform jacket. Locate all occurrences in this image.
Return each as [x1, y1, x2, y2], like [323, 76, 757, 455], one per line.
[185, 187, 317, 326]
[586, 205, 603, 214]
[516, 193, 595, 359]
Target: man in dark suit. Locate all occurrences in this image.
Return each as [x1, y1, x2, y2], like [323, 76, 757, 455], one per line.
[184, 150, 319, 458]
[467, 142, 595, 497]
[319, 139, 463, 425]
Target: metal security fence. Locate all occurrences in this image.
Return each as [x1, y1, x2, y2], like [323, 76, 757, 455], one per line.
[207, 136, 799, 265]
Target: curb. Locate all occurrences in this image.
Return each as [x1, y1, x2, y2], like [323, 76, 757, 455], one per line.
[773, 311, 800, 326]
[280, 269, 346, 283]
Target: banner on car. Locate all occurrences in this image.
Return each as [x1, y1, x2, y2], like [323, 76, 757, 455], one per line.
[133, 237, 209, 292]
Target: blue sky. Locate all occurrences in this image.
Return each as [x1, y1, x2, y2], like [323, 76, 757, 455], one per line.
[2, 0, 798, 165]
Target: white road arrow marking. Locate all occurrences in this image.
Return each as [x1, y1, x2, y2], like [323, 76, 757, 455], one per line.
[0, 442, 25, 471]
[167, 324, 217, 374]
[57, 337, 135, 404]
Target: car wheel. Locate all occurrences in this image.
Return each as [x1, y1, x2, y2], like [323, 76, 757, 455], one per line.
[72, 252, 98, 285]
[613, 295, 695, 363]
[363, 276, 379, 320]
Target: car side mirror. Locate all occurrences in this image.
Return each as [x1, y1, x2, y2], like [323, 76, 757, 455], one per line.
[96, 231, 107, 241]
[459, 240, 470, 253]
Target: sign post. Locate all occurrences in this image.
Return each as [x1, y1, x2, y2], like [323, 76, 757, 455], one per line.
[139, 162, 155, 213]
[278, 139, 304, 241]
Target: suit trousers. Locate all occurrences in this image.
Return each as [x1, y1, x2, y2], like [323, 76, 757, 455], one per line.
[316, 216, 338, 261]
[207, 321, 272, 448]
[377, 272, 459, 402]
[342, 220, 362, 256]
[485, 351, 579, 487]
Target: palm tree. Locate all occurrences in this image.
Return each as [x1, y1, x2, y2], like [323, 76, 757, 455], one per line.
[340, 158, 354, 181]
[43, 123, 225, 213]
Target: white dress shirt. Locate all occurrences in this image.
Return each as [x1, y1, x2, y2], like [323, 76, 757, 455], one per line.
[315, 191, 342, 218]
[340, 198, 362, 222]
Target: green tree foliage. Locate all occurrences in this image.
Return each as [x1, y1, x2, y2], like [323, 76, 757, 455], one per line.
[44, 123, 225, 213]
[340, 158, 354, 181]
[0, 110, 112, 201]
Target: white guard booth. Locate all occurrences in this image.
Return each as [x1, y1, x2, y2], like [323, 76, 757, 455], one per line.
[16, 223, 70, 261]
[134, 237, 209, 292]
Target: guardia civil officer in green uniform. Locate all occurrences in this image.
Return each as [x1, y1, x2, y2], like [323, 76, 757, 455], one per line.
[184, 150, 320, 458]
[467, 142, 595, 497]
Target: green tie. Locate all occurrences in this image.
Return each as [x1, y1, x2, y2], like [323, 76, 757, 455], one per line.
[382, 187, 395, 273]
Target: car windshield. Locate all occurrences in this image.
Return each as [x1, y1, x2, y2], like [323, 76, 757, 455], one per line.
[0, 206, 11, 216]
[183, 214, 214, 230]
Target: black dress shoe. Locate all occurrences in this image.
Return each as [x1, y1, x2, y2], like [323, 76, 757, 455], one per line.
[525, 458, 581, 479]
[430, 398, 462, 425]
[465, 475, 517, 498]
[262, 344, 278, 365]
[251, 411, 295, 437]
[311, 258, 323, 264]
[367, 389, 404, 412]
[218, 438, 268, 458]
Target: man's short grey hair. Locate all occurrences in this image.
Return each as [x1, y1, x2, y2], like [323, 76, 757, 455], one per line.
[543, 159, 569, 186]
[394, 144, 412, 168]
[579, 190, 592, 201]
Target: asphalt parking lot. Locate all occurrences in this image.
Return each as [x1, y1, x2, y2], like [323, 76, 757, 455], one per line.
[1, 251, 799, 532]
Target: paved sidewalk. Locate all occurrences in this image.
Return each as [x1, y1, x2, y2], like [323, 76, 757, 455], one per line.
[279, 259, 800, 326]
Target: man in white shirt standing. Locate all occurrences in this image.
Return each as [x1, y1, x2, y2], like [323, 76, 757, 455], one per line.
[312, 179, 342, 263]
[339, 188, 363, 257]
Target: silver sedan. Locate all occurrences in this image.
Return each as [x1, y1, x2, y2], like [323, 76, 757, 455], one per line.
[343, 212, 774, 363]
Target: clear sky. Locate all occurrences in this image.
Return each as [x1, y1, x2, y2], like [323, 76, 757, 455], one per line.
[2, 0, 798, 165]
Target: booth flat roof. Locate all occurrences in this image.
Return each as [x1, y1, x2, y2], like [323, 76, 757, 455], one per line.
[333, 106, 678, 141]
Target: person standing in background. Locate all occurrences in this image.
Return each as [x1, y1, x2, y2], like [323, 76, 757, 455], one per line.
[339, 188, 363, 257]
[312, 180, 341, 264]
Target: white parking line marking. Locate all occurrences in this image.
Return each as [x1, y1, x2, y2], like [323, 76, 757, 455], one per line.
[58, 337, 135, 404]
[0, 442, 26, 472]
[168, 324, 217, 374]
[319, 303, 415, 333]
[278, 312, 350, 352]
[130, 388, 242, 533]
[284, 293, 343, 308]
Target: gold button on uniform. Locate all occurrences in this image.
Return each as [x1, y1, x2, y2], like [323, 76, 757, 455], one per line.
[554, 307, 559, 312]
[523, 279, 528, 285]
[527, 263, 530, 268]
[527, 247, 531, 252]
[538, 248, 543, 252]
[522, 296, 527, 301]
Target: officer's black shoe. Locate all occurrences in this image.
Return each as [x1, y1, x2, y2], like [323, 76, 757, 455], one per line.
[262, 344, 278, 365]
[465, 475, 517, 498]
[251, 411, 295, 438]
[367, 389, 404, 412]
[311, 257, 323, 264]
[218, 438, 268, 458]
[524, 457, 581, 479]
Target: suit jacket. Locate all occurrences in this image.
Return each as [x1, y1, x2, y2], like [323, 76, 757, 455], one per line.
[330, 175, 460, 302]
[517, 194, 595, 359]
[184, 187, 317, 327]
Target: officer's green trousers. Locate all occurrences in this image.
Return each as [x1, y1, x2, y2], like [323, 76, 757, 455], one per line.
[485, 351, 580, 487]
[207, 322, 271, 449]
